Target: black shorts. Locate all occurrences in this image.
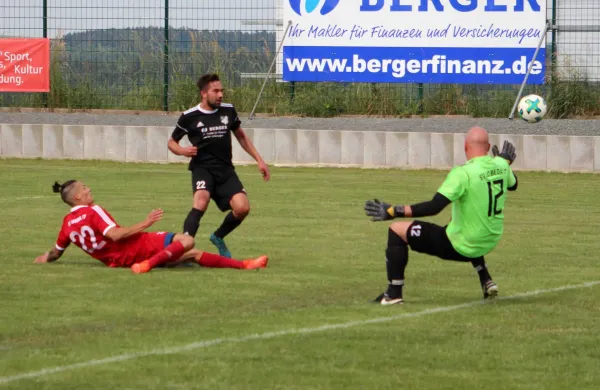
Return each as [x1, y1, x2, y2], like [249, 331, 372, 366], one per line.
[191, 167, 246, 212]
[406, 220, 482, 262]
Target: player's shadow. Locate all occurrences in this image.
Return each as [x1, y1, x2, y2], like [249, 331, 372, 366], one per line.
[53, 262, 201, 270]
[52, 261, 106, 267]
[156, 263, 200, 271]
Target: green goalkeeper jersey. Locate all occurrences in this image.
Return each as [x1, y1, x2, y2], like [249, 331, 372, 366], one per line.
[437, 155, 517, 258]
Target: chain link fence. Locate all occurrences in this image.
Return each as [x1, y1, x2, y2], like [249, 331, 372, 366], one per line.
[0, 0, 598, 118]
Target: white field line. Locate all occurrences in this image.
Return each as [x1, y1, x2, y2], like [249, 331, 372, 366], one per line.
[0, 195, 54, 201]
[0, 163, 400, 177]
[0, 195, 359, 207]
[1, 280, 598, 385]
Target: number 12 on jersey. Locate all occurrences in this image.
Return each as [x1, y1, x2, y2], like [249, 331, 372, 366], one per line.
[487, 179, 504, 217]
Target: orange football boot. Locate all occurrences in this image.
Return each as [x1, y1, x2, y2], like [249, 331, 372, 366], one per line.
[242, 255, 268, 270]
[131, 260, 152, 274]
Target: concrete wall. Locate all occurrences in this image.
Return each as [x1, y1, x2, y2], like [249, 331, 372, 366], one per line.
[1, 123, 599, 173]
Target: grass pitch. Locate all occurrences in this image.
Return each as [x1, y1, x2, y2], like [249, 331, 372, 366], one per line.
[1, 158, 599, 389]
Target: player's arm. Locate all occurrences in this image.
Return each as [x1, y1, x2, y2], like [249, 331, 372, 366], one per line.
[168, 137, 197, 157]
[492, 140, 517, 165]
[34, 247, 64, 264]
[227, 106, 270, 180]
[104, 209, 163, 242]
[35, 227, 71, 263]
[167, 116, 197, 157]
[233, 128, 270, 181]
[364, 167, 464, 221]
[364, 193, 451, 221]
[35, 232, 68, 264]
[233, 128, 263, 162]
[403, 193, 451, 217]
[492, 141, 518, 191]
[508, 172, 518, 191]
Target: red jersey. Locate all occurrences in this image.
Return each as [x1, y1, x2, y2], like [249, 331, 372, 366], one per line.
[55, 204, 168, 267]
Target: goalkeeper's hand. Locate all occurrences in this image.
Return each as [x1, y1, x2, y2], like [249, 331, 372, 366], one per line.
[492, 140, 517, 165]
[364, 199, 404, 222]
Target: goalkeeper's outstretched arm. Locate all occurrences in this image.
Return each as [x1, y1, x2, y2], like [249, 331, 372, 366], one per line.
[364, 193, 451, 221]
[404, 193, 451, 218]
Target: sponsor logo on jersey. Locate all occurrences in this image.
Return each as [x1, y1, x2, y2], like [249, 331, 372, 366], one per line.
[68, 214, 87, 226]
[205, 125, 228, 132]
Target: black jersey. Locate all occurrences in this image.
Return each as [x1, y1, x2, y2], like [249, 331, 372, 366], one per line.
[171, 103, 242, 169]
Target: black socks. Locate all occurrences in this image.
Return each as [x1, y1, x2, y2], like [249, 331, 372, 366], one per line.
[183, 208, 205, 237]
[386, 228, 409, 297]
[213, 211, 243, 239]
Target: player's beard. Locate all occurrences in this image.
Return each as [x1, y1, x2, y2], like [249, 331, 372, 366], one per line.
[207, 98, 221, 109]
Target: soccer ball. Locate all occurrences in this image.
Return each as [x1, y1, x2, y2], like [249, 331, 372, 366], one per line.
[517, 94, 547, 123]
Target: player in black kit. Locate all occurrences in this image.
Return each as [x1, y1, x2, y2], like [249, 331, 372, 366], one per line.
[168, 74, 270, 258]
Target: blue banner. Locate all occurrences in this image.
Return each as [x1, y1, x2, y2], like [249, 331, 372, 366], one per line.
[283, 46, 546, 84]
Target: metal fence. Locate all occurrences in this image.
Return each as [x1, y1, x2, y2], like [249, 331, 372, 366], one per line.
[0, 0, 599, 118]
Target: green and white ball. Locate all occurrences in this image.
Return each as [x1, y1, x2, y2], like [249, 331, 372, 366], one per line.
[518, 94, 547, 123]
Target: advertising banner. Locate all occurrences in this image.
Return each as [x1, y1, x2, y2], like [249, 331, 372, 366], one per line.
[283, 0, 547, 84]
[0, 38, 50, 92]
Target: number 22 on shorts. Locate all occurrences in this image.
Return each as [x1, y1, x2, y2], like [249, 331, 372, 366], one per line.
[196, 180, 206, 190]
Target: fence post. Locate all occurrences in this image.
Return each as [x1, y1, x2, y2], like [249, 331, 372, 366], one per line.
[551, 0, 558, 86]
[163, 0, 169, 112]
[289, 81, 295, 103]
[42, 0, 48, 108]
[417, 83, 424, 115]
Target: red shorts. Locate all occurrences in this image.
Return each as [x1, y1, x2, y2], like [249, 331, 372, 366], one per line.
[99, 232, 175, 267]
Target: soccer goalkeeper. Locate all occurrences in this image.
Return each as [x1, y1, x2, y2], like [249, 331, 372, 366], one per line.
[364, 127, 518, 305]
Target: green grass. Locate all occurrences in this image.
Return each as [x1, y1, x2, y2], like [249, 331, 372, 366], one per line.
[1, 158, 600, 389]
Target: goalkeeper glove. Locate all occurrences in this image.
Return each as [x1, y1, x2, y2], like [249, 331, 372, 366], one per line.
[364, 199, 405, 222]
[492, 140, 517, 165]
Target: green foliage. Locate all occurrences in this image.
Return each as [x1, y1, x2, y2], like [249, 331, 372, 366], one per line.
[546, 65, 600, 119]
